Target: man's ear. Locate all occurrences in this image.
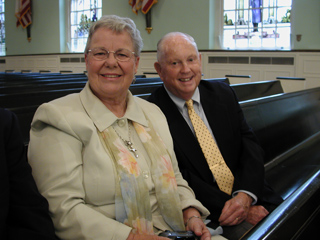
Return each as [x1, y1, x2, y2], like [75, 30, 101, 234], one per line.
[198, 52, 202, 69]
[154, 62, 162, 76]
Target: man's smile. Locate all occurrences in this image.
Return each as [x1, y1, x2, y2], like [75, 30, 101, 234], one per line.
[178, 76, 193, 82]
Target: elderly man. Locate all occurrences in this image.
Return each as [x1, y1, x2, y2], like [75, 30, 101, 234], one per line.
[148, 32, 282, 240]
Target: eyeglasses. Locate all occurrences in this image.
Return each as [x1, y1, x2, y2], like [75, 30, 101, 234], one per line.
[88, 48, 136, 62]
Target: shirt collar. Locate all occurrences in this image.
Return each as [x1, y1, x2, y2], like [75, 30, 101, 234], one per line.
[80, 82, 148, 132]
[164, 85, 201, 112]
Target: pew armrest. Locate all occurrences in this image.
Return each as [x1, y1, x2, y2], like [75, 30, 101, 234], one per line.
[243, 169, 320, 239]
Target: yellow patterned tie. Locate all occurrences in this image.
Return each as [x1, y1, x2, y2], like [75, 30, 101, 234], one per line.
[185, 99, 234, 195]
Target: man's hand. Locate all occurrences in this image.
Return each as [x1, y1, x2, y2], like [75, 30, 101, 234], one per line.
[218, 192, 252, 226]
[246, 205, 269, 225]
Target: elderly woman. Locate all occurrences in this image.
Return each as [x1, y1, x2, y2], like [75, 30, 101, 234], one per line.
[28, 15, 211, 240]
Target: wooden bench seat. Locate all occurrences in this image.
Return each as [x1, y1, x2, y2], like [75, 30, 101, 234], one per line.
[239, 86, 320, 239]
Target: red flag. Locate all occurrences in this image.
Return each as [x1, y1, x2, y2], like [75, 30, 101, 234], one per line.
[15, 0, 32, 28]
[141, 0, 157, 14]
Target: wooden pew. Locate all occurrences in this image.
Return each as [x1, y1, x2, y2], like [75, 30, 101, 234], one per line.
[244, 169, 320, 239]
[134, 77, 162, 84]
[239, 87, 320, 239]
[231, 80, 283, 101]
[129, 82, 163, 96]
[240, 87, 320, 165]
[276, 76, 306, 93]
[10, 105, 39, 147]
[225, 74, 251, 84]
[1, 88, 84, 144]
[0, 88, 84, 109]
[132, 77, 230, 99]
[0, 79, 163, 144]
[0, 80, 87, 94]
[0, 72, 87, 84]
[204, 79, 282, 102]
[135, 74, 146, 78]
[3, 74, 320, 239]
[203, 77, 230, 85]
[0, 76, 285, 147]
[134, 77, 230, 85]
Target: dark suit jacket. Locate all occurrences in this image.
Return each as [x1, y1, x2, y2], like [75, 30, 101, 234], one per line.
[0, 108, 58, 240]
[148, 80, 283, 222]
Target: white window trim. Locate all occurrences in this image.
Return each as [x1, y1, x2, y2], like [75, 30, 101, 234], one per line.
[0, 0, 5, 56]
[66, 0, 101, 53]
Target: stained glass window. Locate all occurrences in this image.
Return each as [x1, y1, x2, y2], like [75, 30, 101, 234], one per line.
[69, 0, 102, 52]
[223, 0, 292, 50]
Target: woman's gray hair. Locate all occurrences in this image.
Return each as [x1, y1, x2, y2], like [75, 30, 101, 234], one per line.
[84, 15, 143, 56]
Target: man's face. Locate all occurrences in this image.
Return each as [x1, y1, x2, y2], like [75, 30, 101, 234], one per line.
[154, 35, 202, 101]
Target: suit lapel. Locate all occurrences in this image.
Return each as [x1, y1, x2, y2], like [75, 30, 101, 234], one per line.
[199, 82, 234, 166]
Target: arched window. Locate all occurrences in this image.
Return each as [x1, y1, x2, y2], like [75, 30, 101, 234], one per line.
[68, 0, 102, 52]
[223, 0, 292, 50]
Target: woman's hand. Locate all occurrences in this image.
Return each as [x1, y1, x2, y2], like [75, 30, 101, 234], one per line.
[126, 231, 170, 240]
[183, 208, 211, 240]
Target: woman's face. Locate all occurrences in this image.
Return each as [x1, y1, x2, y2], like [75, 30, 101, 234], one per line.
[85, 28, 139, 102]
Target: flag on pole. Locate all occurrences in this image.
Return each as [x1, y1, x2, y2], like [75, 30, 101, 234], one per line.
[129, 0, 157, 15]
[15, 0, 32, 28]
[129, 0, 142, 15]
[141, 0, 157, 14]
[129, 0, 158, 34]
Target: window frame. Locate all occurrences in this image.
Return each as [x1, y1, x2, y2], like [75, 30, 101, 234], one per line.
[67, 0, 102, 53]
[0, 0, 5, 56]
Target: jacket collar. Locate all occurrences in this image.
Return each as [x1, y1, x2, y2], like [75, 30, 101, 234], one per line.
[79, 82, 148, 132]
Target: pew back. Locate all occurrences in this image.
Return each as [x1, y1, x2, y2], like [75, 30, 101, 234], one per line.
[239, 87, 320, 239]
[240, 87, 320, 164]
[0, 73, 286, 147]
[232, 80, 283, 101]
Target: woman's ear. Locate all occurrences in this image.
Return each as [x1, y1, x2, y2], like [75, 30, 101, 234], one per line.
[134, 56, 140, 73]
